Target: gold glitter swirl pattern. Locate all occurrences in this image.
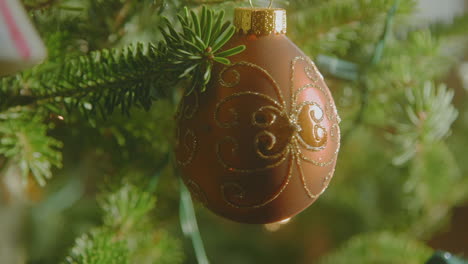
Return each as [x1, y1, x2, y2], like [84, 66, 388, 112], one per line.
[175, 129, 198, 167]
[251, 106, 282, 128]
[214, 91, 283, 129]
[294, 101, 328, 151]
[331, 124, 340, 142]
[215, 58, 340, 209]
[219, 67, 241, 88]
[184, 91, 199, 119]
[221, 157, 293, 209]
[304, 59, 324, 83]
[292, 57, 338, 123]
[175, 91, 200, 120]
[216, 136, 291, 173]
[218, 61, 286, 106]
[185, 179, 208, 205]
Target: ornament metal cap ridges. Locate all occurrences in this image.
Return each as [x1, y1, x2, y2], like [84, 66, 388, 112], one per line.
[234, 7, 287, 35]
[175, 6, 341, 224]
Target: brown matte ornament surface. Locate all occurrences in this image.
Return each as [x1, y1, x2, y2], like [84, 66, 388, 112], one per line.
[175, 31, 341, 224]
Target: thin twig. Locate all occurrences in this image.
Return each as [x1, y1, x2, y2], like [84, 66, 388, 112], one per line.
[113, 0, 133, 31]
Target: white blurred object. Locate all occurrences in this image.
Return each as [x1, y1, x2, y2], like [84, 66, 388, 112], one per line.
[0, 0, 47, 76]
[413, 0, 466, 24]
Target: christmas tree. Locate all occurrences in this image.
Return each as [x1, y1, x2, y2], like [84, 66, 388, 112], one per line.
[0, 0, 467, 263]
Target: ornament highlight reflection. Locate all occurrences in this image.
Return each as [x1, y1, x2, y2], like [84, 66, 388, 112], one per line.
[264, 218, 292, 232]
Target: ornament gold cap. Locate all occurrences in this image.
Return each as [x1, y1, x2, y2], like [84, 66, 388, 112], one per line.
[234, 7, 287, 35]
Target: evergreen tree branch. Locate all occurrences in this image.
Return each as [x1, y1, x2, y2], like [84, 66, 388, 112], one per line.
[65, 230, 130, 264]
[0, 109, 63, 186]
[159, 6, 245, 94]
[391, 82, 458, 165]
[1, 43, 170, 117]
[290, 0, 415, 56]
[0, 6, 245, 117]
[64, 182, 183, 264]
[431, 13, 468, 38]
[342, 0, 400, 143]
[23, 0, 59, 11]
[318, 232, 432, 264]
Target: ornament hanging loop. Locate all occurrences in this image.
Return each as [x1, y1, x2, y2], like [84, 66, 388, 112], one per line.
[249, 0, 274, 8]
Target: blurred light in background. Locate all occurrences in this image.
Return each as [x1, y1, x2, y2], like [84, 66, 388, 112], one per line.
[414, 0, 466, 24]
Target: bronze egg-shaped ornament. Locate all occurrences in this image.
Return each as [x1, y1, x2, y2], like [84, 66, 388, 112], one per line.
[175, 7, 341, 224]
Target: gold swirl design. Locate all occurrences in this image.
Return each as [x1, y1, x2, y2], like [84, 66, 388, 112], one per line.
[214, 91, 283, 129]
[251, 106, 282, 128]
[215, 57, 340, 209]
[218, 61, 286, 106]
[323, 169, 335, 189]
[330, 123, 340, 142]
[221, 157, 293, 209]
[175, 89, 200, 168]
[216, 136, 291, 173]
[295, 101, 328, 151]
[185, 179, 208, 205]
[255, 130, 280, 159]
[294, 139, 336, 199]
[292, 57, 338, 123]
[304, 59, 324, 83]
[219, 66, 241, 88]
[176, 91, 200, 120]
[175, 129, 198, 167]
[293, 139, 318, 199]
[184, 91, 199, 119]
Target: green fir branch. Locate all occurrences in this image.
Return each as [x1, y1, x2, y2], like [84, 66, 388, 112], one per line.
[318, 232, 432, 264]
[65, 230, 130, 264]
[0, 6, 244, 117]
[64, 182, 183, 264]
[340, 0, 400, 142]
[406, 141, 463, 236]
[99, 183, 156, 231]
[431, 13, 468, 38]
[159, 6, 245, 94]
[290, 0, 415, 56]
[355, 29, 453, 136]
[290, 0, 415, 28]
[0, 43, 171, 117]
[0, 109, 62, 186]
[390, 82, 458, 165]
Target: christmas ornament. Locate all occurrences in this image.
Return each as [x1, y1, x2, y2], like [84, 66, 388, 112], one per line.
[0, 0, 47, 76]
[175, 4, 341, 224]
